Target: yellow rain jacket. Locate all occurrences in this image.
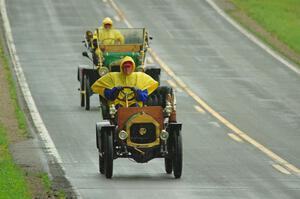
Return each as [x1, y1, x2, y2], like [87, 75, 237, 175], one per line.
[93, 17, 125, 45]
[91, 56, 158, 107]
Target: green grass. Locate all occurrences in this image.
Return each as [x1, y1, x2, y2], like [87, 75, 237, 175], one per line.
[0, 124, 31, 199]
[0, 36, 32, 198]
[38, 173, 66, 199]
[0, 37, 66, 199]
[0, 41, 27, 134]
[230, 0, 300, 60]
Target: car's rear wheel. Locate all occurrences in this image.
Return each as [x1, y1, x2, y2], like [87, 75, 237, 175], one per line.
[80, 77, 85, 107]
[99, 154, 104, 174]
[84, 75, 90, 110]
[104, 131, 113, 179]
[172, 129, 182, 179]
[80, 92, 85, 107]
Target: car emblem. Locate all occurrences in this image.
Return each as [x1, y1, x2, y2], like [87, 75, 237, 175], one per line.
[139, 128, 147, 136]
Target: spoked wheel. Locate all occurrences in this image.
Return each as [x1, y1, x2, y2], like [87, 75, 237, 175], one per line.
[84, 75, 90, 110]
[172, 129, 182, 179]
[103, 130, 114, 179]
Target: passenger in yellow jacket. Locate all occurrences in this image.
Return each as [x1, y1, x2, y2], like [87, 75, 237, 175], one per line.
[91, 56, 158, 107]
[92, 17, 125, 65]
[93, 17, 124, 45]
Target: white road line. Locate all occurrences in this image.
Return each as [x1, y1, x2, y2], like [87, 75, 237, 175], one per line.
[227, 133, 243, 143]
[0, 0, 82, 198]
[146, 57, 154, 64]
[166, 79, 183, 93]
[272, 164, 291, 175]
[113, 15, 120, 22]
[0, 0, 62, 164]
[194, 105, 206, 114]
[108, 0, 133, 28]
[205, 0, 300, 75]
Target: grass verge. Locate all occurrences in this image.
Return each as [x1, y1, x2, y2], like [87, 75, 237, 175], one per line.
[0, 42, 27, 134]
[0, 33, 65, 198]
[227, 0, 300, 65]
[0, 33, 32, 198]
[0, 124, 31, 199]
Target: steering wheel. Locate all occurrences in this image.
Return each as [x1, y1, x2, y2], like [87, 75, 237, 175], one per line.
[117, 86, 136, 102]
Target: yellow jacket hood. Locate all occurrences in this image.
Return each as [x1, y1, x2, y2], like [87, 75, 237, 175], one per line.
[120, 56, 136, 74]
[102, 17, 113, 27]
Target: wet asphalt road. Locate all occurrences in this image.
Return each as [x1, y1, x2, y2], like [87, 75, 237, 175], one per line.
[4, 0, 300, 198]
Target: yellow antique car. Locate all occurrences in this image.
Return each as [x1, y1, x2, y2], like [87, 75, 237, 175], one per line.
[96, 86, 182, 179]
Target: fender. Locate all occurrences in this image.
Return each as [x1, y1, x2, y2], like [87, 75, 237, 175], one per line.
[144, 65, 161, 82]
[167, 122, 182, 136]
[77, 65, 89, 81]
[96, 121, 115, 149]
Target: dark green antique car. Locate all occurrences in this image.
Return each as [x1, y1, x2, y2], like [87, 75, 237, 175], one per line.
[78, 28, 161, 110]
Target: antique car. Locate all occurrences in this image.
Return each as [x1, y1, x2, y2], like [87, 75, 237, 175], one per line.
[78, 28, 161, 110]
[96, 86, 183, 179]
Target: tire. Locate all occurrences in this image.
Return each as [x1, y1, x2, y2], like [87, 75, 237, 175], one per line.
[104, 131, 113, 179]
[99, 154, 104, 174]
[164, 158, 173, 174]
[80, 75, 85, 107]
[84, 75, 90, 110]
[97, 132, 104, 174]
[172, 130, 182, 179]
[80, 92, 85, 107]
[165, 137, 173, 174]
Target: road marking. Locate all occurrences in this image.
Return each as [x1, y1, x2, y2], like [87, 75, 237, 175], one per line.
[272, 164, 291, 175]
[0, 0, 82, 198]
[146, 57, 154, 64]
[205, 0, 300, 75]
[228, 133, 243, 143]
[166, 79, 177, 88]
[113, 15, 120, 22]
[108, 0, 300, 175]
[194, 105, 206, 114]
[166, 79, 183, 93]
[210, 121, 220, 128]
[108, 0, 133, 28]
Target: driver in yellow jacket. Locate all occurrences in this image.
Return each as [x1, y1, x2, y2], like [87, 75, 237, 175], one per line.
[91, 56, 158, 107]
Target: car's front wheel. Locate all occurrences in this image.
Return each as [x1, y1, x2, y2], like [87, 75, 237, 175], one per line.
[104, 130, 113, 179]
[172, 129, 182, 179]
[164, 157, 173, 174]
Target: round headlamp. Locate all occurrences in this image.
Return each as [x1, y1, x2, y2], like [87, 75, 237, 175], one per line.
[160, 130, 169, 141]
[119, 130, 128, 140]
[98, 67, 109, 76]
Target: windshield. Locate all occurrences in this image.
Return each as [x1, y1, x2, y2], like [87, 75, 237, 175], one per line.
[118, 28, 145, 44]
